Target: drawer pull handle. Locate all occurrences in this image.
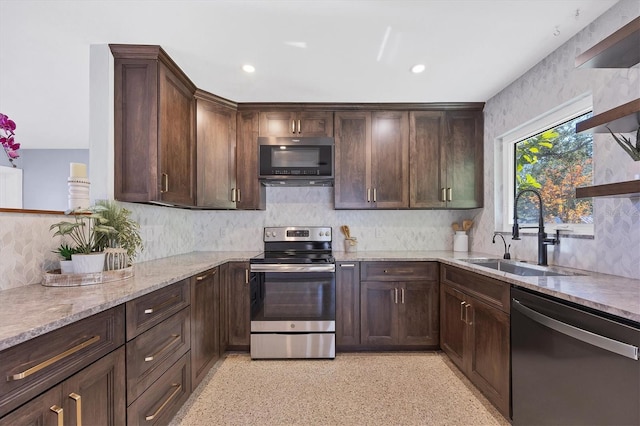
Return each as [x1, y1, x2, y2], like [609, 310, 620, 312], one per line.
[394, 288, 398, 304]
[7, 335, 101, 381]
[145, 334, 180, 362]
[196, 270, 216, 281]
[143, 293, 181, 315]
[341, 264, 356, 268]
[50, 405, 64, 426]
[145, 383, 182, 421]
[161, 173, 169, 193]
[401, 288, 405, 304]
[69, 393, 82, 426]
[460, 301, 466, 322]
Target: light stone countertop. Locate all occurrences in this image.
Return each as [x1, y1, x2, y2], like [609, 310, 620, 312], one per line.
[1, 250, 639, 352]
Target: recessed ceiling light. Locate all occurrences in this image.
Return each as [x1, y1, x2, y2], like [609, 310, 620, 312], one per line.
[411, 64, 426, 74]
[242, 64, 256, 73]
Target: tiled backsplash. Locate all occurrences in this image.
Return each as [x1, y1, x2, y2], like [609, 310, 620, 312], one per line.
[1, 0, 638, 290]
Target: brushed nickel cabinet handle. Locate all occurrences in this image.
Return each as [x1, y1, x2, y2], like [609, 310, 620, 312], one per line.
[401, 288, 405, 304]
[161, 173, 169, 193]
[231, 188, 236, 202]
[460, 301, 466, 322]
[367, 188, 371, 202]
[196, 271, 214, 281]
[7, 335, 101, 381]
[465, 303, 472, 325]
[144, 334, 180, 362]
[237, 188, 241, 202]
[394, 288, 398, 304]
[50, 405, 64, 426]
[441, 188, 446, 202]
[341, 264, 356, 268]
[447, 187, 453, 201]
[69, 393, 82, 426]
[291, 119, 296, 134]
[297, 119, 301, 134]
[373, 188, 377, 202]
[145, 383, 182, 421]
[143, 293, 180, 315]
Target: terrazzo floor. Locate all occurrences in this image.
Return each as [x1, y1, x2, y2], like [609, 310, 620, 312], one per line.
[170, 352, 510, 426]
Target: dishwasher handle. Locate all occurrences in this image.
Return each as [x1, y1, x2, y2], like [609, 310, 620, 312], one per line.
[512, 298, 639, 361]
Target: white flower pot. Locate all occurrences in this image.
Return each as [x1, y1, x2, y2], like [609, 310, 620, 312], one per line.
[71, 252, 106, 274]
[59, 260, 74, 274]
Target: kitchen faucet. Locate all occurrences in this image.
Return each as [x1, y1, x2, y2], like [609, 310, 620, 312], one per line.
[512, 189, 559, 266]
[492, 233, 511, 259]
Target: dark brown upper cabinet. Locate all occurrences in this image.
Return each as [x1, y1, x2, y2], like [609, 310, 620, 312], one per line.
[410, 110, 483, 209]
[236, 110, 266, 210]
[259, 110, 333, 137]
[195, 90, 237, 209]
[334, 111, 409, 209]
[111, 44, 196, 206]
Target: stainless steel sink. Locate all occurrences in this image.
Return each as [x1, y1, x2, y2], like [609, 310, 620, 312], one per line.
[462, 259, 583, 277]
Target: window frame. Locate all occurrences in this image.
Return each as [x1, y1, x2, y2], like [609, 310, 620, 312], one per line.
[497, 95, 594, 236]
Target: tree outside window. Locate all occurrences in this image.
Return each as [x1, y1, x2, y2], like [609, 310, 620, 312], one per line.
[514, 112, 593, 226]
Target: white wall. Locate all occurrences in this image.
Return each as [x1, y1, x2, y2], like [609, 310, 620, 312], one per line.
[1, 0, 639, 291]
[471, 0, 640, 279]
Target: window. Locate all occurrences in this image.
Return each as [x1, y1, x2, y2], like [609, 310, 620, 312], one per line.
[499, 96, 594, 235]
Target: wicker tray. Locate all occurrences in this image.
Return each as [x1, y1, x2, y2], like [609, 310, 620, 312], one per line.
[42, 266, 134, 287]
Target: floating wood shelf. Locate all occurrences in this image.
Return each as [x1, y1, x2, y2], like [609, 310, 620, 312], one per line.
[575, 16, 640, 68]
[576, 98, 640, 134]
[576, 180, 640, 198]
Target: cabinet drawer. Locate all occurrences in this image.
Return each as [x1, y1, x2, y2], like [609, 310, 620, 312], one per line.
[440, 264, 509, 313]
[127, 307, 191, 405]
[126, 279, 190, 340]
[0, 306, 125, 417]
[361, 262, 438, 281]
[127, 352, 191, 426]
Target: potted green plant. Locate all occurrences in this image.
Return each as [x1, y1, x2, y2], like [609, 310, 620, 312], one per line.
[93, 200, 143, 267]
[49, 205, 116, 273]
[52, 243, 78, 274]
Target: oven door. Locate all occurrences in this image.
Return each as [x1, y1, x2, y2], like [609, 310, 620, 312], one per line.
[250, 265, 335, 332]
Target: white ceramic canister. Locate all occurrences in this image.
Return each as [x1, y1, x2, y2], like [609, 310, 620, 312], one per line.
[453, 231, 469, 252]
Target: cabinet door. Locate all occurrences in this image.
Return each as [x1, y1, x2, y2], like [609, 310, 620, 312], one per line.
[113, 58, 160, 203]
[371, 111, 409, 208]
[158, 62, 196, 206]
[297, 111, 333, 136]
[236, 111, 265, 210]
[398, 281, 439, 346]
[63, 347, 126, 426]
[226, 262, 251, 349]
[444, 111, 483, 208]
[410, 111, 446, 208]
[336, 262, 360, 346]
[361, 281, 397, 345]
[440, 284, 467, 370]
[468, 297, 510, 417]
[0, 386, 62, 426]
[190, 268, 220, 391]
[334, 111, 371, 209]
[259, 111, 297, 136]
[196, 98, 237, 208]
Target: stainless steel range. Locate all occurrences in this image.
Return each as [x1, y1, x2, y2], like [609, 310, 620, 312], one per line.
[250, 226, 336, 359]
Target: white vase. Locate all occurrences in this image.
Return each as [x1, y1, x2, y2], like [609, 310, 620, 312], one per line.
[72, 252, 106, 274]
[453, 231, 469, 252]
[59, 260, 74, 274]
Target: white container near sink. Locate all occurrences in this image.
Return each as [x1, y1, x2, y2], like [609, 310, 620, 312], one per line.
[453, 231, 469, 252]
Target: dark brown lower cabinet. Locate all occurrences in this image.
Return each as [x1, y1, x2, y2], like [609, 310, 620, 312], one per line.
[190, 267, 220, 391]
[0, 347, 126, 426]
[226, 261, 251, 349]
[336, 262, 361, 347]
[360, 262, 439, 348]
[440, 265, 510, 418]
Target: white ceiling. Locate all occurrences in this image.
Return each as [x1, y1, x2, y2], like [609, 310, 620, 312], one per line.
[0, 0, 621, 148]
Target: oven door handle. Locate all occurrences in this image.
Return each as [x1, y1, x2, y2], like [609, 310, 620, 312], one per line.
[250, 264, 336, 273]
[513, 298, 639, 361]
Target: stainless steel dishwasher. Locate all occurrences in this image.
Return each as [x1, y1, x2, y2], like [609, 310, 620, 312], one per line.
[511, 287, 639, 425]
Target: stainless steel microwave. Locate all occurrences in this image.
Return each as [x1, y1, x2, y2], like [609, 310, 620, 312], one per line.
[258, 136, 334, 186]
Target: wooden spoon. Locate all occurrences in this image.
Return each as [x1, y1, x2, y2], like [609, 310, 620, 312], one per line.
[463, 220, 473, 232]
[452, 222, 460, 232]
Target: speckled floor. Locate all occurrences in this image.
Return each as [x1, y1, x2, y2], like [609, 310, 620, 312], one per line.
[170, 352, 510, 426]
